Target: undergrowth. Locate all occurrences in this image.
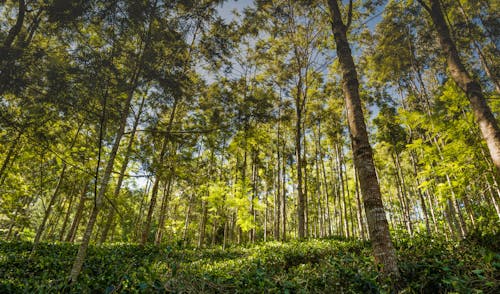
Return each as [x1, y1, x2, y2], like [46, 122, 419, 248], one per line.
[0, 234, 498, 293]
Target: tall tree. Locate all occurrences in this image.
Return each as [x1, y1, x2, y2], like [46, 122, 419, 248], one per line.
[325, 0, 399, 279]
[418, 0, 500, 173]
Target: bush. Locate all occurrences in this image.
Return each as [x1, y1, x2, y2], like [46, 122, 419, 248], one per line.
[0, 235, 498, 293]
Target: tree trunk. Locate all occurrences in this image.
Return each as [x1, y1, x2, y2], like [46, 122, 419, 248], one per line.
[274, 147, 281, 240]
[66, 182, 88, 242]
[0, 132, 21, 181]
[155, 170, 174, 245]
[59, 185, 75, 241]
[69, 69, 137, 284]
[281, 143, 287, 241]
[250, 151, 257, 243]
[303, 119, 309, 238]
[354, 168, 366, 240]
[423, 0, 500, 173]
[326, 0, 399, 279]
[321, 157, 333, 237]
[295, 90, 306, 239]
[454, 0, 500, 93]
[99, 95, 145, 244]
[182, 194, 194, 243]
[198, 198, 208, 248]
[335, 144, 347, 237]
[32, 164, 67, 247]
[141, 98, 178, 245]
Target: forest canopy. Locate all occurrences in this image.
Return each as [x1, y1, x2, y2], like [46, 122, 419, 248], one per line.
[0, 0, 499, 292]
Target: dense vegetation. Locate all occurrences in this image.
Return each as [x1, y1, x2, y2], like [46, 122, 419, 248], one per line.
[1, 234, 499, 293]
[1, 0, 499, 291]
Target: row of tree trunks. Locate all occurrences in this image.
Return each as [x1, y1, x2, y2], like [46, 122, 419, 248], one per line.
[32, 123, 83, 250]
[141, 98, 178, 245]
[69, 15, 150, 279]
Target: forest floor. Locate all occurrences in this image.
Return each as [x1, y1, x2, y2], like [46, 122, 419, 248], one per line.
[0, 233, 498, 293]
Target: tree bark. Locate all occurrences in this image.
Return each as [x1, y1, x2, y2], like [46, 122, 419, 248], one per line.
[326, 0, 399, 279]
[295, 98, 306, 239]
[354, 168, 366, 240]
[281, 143, 287, 241]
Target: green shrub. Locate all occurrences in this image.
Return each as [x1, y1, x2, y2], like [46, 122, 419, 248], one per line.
[0, 235, 498, 293]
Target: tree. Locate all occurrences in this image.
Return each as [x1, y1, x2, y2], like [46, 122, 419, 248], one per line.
[418, 0, 500, 174]
[325, 0, 399, 279]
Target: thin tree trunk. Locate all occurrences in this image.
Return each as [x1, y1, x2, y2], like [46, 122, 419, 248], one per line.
[69, 62, 139, 284]
[391, 152, 412, 235]
[99, 95, 145, 244]
[46, 195, 65, 241]
[281, 143, 287, 241]
[155, 170, 174, 245]
[66, 182, 88, 242]
[454, 0, 500, 93]
[485, 177, 500, 220]
[250, 151, 257, 243]
[295, 104, 305, 239]
[303, 119, 309, 238]
[395, 152, 413, 235]
[59, 187, 75, 241]
[0, 132, 21, 180]
[409, 151, 432, 235]
[322, 159, 333, 237]
[274, 147, 281, 240]
[198, 197, 208, 248]
[182, 194, 194, 244]
[264, 180, 269, 242]
[326, 0, 399, 279]
[336, 144, 347, 237]
[275, 92, 282, 240]
[141, 98, 178, 245]
[33, 164, 67, 247]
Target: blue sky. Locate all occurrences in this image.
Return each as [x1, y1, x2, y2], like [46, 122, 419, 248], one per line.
[217, 0, 253, 21]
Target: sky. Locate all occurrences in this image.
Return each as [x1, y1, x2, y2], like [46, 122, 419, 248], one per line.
[217, 0, 253, 21]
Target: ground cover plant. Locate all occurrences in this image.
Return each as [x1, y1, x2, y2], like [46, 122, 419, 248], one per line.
[0, 233, 498, 293]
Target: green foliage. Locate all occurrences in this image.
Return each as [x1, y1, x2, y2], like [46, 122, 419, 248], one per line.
[1, 235, 498, 293]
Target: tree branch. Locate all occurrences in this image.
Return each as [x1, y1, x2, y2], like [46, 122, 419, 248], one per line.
[416, 0, 432, 14]
[3, 0, 26, 49]
[346, 0, 353, 29]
